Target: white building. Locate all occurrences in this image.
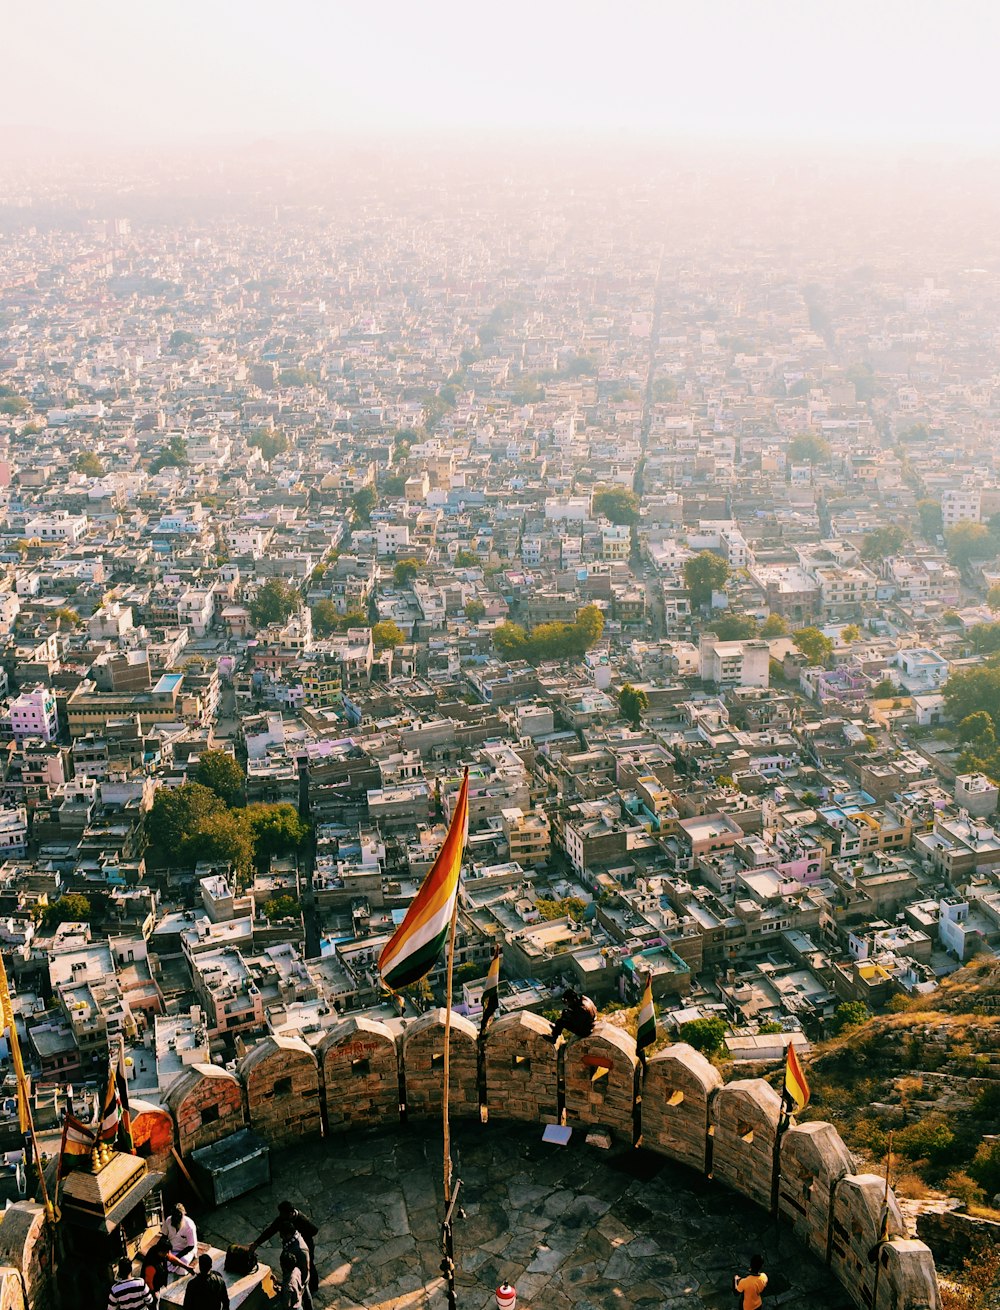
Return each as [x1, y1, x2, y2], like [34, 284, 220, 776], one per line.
[941, 487, 981, 528]
[24, 512, 87, 544]
[698, 634, 770, 688]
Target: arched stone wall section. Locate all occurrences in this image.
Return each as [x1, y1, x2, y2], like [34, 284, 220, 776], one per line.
[318, 1016, 400, 1132]
[875, 1239, 942, 1310]
[0, 1205, 52, 1310]
[563, 1024, 638, 1143]
[641, 1043, 722, 1172]
[830, 1173, 907, 1309]
[778, 1121, 855, 1261]
[238, 1035, 322, 1147]
[401, 1010, 479, 1120]
[482, 1012, 558, 1123]
[129, 1096, 177, 1176]
[164, 1064, 246, 1158]
[710, 1078, 783, 1211]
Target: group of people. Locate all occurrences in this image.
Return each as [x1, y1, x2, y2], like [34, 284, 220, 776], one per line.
[106, 1200, 319, 1310]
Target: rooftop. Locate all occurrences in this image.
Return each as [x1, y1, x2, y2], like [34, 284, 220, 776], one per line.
[197, 1123, 849, 1310]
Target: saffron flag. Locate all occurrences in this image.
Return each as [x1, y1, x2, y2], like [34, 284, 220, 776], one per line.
[636, 974, 656, 1056]
[379, 769, 469, 991]
[98, 1063, 124, 1142]
[61, 1113, 96, 1157]
[115, 1038, 134, 1151]
[480, 946, 501, 1035]
[783, 1042, 810, 1114]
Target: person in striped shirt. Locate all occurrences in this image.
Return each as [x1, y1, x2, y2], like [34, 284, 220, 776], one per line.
[107, 1257, 154, 1310]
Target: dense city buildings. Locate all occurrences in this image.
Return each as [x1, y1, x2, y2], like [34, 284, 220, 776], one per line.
[0, 148, 998, 1246]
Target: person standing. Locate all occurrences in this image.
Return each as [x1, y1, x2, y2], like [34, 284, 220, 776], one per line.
[279, 1224, 313, 1310]
[107, 1257, 154, 1310]
[161, 1204, 198, 1262]
[733, 1254, 768, 1309]
[279, 1249, 305, 1310]
[251, 1200, 319, 1293]
[183, 1254, 230, 1310]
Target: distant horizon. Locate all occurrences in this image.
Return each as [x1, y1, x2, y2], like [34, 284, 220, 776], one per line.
[5, 0, 1000, 154]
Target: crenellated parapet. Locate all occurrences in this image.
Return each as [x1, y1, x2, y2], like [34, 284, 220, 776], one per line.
[563, 1022, 639, 1142]
[237, 1035, 322, 1147]
[483, 1012, 559, 1123]
[401, 1009, 479, 1121]
[164, 1063, 246, 1158]
[319, 1016, 400, 1133]
[69, 1015, 939, 1310]
[640, 1042, 721, 1172]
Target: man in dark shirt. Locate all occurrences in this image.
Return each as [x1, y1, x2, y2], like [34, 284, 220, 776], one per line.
[183, 1254, 229, 1310]
[252, 1202, 318, 1294]
[547, 988, 597, 1043]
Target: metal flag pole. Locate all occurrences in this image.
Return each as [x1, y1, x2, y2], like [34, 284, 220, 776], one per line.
[440, 774, 467, 1310]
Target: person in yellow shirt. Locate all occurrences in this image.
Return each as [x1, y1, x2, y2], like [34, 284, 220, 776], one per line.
[733, 1254, 768, 1309]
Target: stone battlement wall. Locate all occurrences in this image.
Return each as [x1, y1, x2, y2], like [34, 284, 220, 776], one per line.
[0, 1013, 942, 1310]
[162, 1013, 940, 1310]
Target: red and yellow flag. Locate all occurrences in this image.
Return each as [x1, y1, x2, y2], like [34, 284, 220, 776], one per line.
[783, 1042, 810, 1113]
[379, 770, 469, 991]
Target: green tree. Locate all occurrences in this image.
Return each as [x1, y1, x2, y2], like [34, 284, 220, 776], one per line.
[574, 604, 605, 648]
[168, 329, 196, 349]
[53, 607, 82, 628]
[263, 894, 300, 921]
[350, 487, 376, 524]
[393, 558, 421, 586]
[592, 487, 640, 525]
[840, 624, 862, 643]
[249, 577, 299, 628]
[945, 666, 1000, 731]
[535, 896, 587, 921]
[180, 810, 254, 881]
[279, 367, 317, 387]
[245, 803, 309, 868]
[947, 521, 992, 569]
[958, 712, 996, 747]
[758, 1020, 784, 1035]
[970, 1139, 1000, 1197]
[794, 627, 834, 666]
[146, 783, 225, 854]
[710, 614, 759, 641]
[150, 434, 188, 474]
[788, 433, 831, 464]
[0, 396, 28, 416]
[453, 549, 480, 567]
[683, 551, 731, 607]
[760, 613, 789, 637]
[310, 599, 341, 637]
[195, 750, 245, 808]
[833, 1001, 871, 1033]
[493, 622, 527, 660]
[372, 620, 404, 650]
[971, 622, 1000, 654]
[464, 599, 485, 622]
[679, 1016, 727, 1057]
[75, 451, 105, 477]
[618, 683, 649, 728]
[987, 585, 1000, 612]
[860, 525, 906, 562]
[248, 429, 289, 462]
[871, 678, 897, 698]
[42, 893, 93, 928]
[916, 499, 944, 539]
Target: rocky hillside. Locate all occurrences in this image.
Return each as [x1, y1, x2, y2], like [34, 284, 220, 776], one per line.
[795, 957, 1000, 1207]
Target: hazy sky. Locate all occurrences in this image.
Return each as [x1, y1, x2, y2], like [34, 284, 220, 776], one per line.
[7, 0, 1000, 148]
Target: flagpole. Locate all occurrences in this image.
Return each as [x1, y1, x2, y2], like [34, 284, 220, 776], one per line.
[440, 863, 462, 1310]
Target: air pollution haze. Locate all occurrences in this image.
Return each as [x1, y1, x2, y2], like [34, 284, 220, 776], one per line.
[1, 11, 1000, 1310]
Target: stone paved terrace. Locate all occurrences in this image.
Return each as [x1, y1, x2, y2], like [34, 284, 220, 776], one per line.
[198, 1123, 854, 1310]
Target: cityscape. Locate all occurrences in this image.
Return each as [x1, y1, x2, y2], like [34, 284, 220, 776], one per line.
[2, 4, 1000, 1309]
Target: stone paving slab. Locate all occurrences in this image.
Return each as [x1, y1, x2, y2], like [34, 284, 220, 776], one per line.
[197, 1123, 855, 1310]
